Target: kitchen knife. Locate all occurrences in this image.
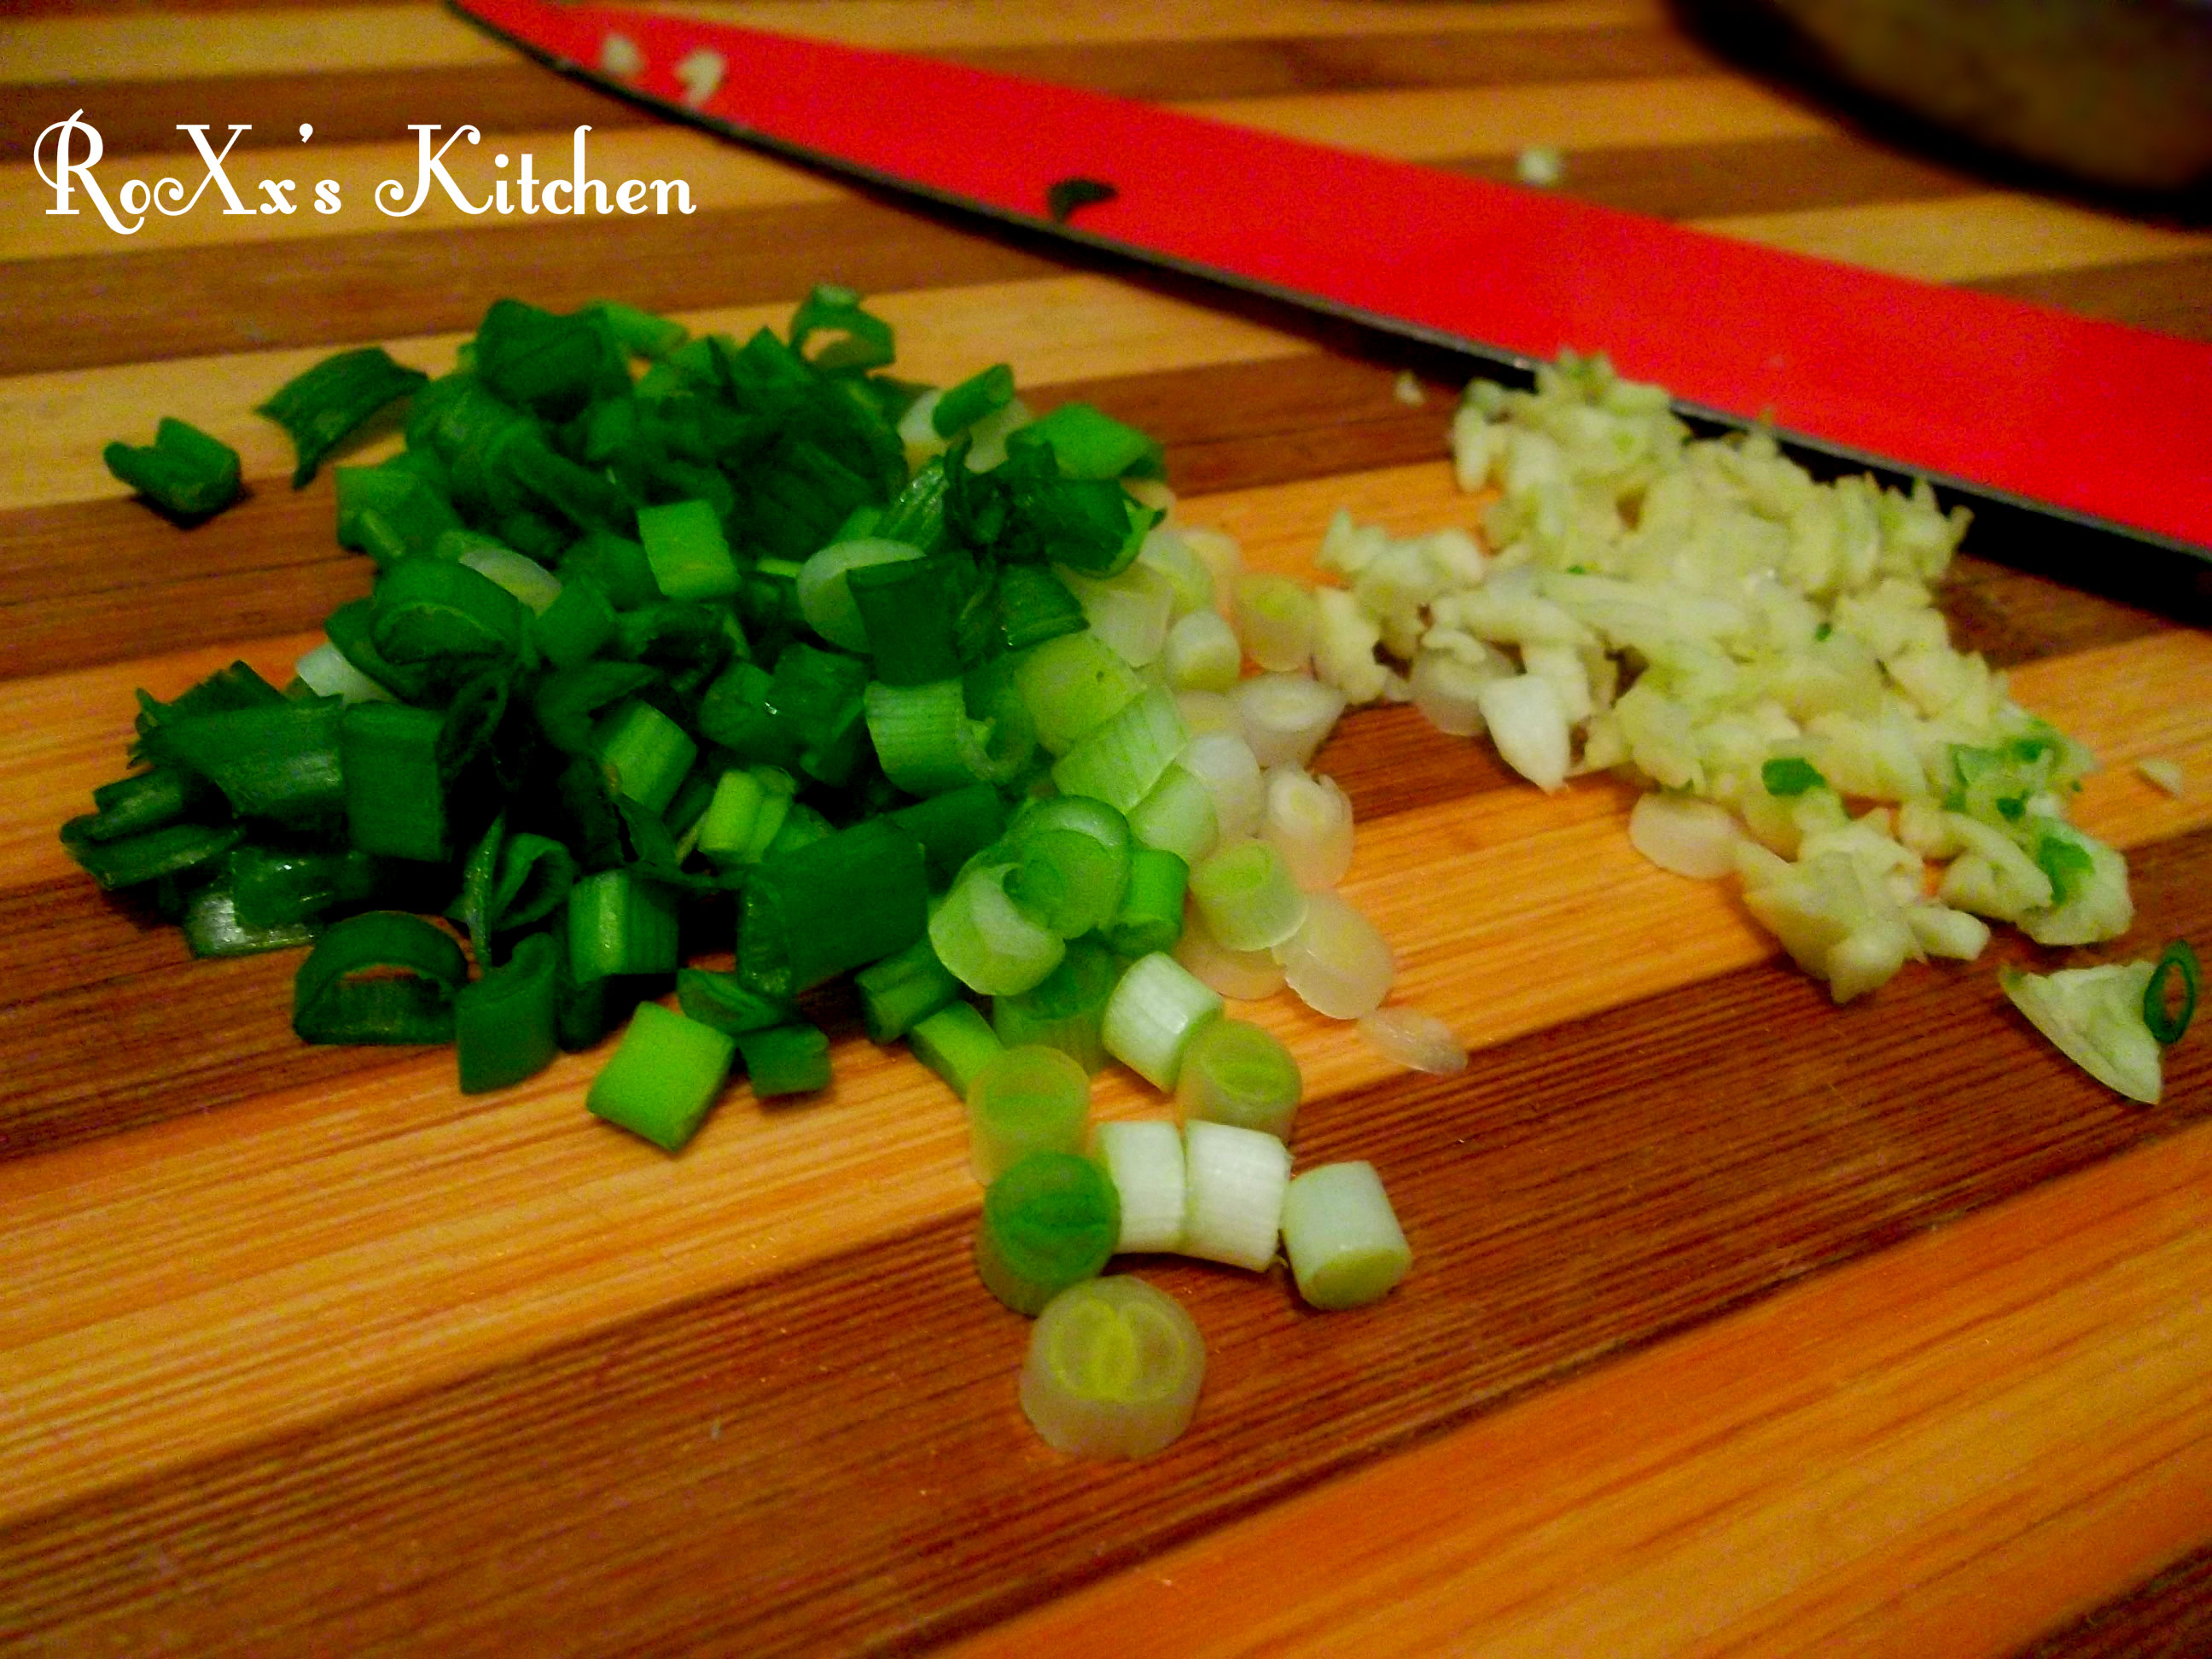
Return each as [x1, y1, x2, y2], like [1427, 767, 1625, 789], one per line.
[449, 0, 2212, 570]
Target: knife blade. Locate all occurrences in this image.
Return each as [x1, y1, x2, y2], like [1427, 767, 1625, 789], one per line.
[448, 0, 2212, 574]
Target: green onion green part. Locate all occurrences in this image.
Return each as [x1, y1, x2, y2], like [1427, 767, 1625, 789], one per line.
[585, 999, 736, 1151]
[293, 911, 470, 1045]
[456, 932, 561, 1093]
[103, 417, 243, 518]
[908, 999, 1004, 1097]
[966, 1043, 1092, 1184]
[2145, 940, 2199, 1046]
[1174, 1017, 1301, 1141]
[735, 1021, 832, 1097]
[975, 1150, 1121, 1316]
[1279, 1161, 1412, 1310]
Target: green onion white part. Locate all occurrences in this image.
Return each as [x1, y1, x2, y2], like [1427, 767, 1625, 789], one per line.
[1173, 903, 1288, 1002]
[965, 1044, 1093, 1185]
[1190, 838, 1308, 952]
[1174, 1017, 1302, 1141]
[1102, 951, 1225, 1090]
[1276, 890, 1394, 1020]
[1280, 1161, 1412, 1310]
[1358, 1006, 1469, 1075]
[1261, 767, 1355, 890]
[1235, 573, 1318, 673]
[1162, 608, 1243, 693]
[1062, 563, 1176, 667]
[457, 545, 563, 614]
[294, 639, 397, 704]
[1179, 1120, 1292, 1272]
[795, 538, 924, 652]
[1020, 1276, 1206, 1458]
[1134, 524, 1219, 618]
[1089, 1120, 1187, 1253]
[1230, 672, 1346, 770]
[1176, 730, 1266, 844]
[1127, 764, 1220, 866]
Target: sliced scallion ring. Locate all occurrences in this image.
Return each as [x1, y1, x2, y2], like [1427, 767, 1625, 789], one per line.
[1020, 1276, 1205, 1458]
[2145, 940, 2199, 1046]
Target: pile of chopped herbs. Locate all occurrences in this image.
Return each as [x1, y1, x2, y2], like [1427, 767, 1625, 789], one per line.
[64, 290, 1185, 1135]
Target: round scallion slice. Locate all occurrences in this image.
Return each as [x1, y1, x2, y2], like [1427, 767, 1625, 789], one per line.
[1174, 1017, 1301, 1141]
[975, 1151, 1121, 1316]
[1179, 1120, 1290, 1272]
[1021, 1276, 1206, 1458]
[1190, 838, 1307, 953]
[1280, 1161, 1412, 1311]
[966, 1044, 1093, 1184]
[1102, 952, 1224, 1091]
[930, 859, 1067, 997]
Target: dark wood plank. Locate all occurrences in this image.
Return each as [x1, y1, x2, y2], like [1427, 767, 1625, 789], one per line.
[1450, 131, 1982, 219]
[0, 201, 1067, 375]
[4, 827, 2205, 1656]
[940, 26, 1725, 102]
[2, 67, 657, 160]
[2019, 1542, 2212, 1659]
[1970, 255, 2212, 344]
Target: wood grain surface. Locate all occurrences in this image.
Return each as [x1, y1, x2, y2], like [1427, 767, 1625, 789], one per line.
[2, 3, 2206, 1654]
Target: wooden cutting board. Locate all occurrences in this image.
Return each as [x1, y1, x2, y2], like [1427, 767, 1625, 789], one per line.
[2, 3, 2208, 1653]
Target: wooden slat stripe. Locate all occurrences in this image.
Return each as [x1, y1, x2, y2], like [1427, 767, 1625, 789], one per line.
[0, 633, 2204, 1526]
[1971, 256, 2212, 346]
[945, 1119, 2212, 1659]
[0, 835, 2203, 1651]
[0, 272, 1313, 511]
[0, 0, 1662, 84]
[2021, 1540, 2212, 1658]
[1691, 194, 2212, 287]
[0, 127, 841, 262]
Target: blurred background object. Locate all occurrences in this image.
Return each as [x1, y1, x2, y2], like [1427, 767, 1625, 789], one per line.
[1677, 0, 2212, 201]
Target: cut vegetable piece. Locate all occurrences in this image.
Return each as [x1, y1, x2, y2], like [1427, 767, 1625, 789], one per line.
[1261, 768, 1353, 890]
[975, 1151, 1121, 1316]
[931, 858, 1067, 997]
[740, 818, 928, 999]
[796, 538, 926, 653]
[1162, 607, 1242, 693]
[293, 911, 469, 1045]
[1179, 1120, 1290, 1272]
[1005, 795, 1132, 940]
[1062, 563, 1175, 667]
[1102, 952, 1223, 1091]
[735, 1021, 831, 1097]
[103, 417, 242, 518]
[258, 346, 429, 486]
[1174, 1018, 1301, 1140]
[1173, 904, 1287, 1001]
[854, 933, 960, 1043]
[1278, 890, 1395, 1019]
[966, 1044, 1093, 1184]
[1016, 631, 1144, 755]
[676, 968, 794, 1037]
[1089, 1121, 1187, 1254]
[1477, 673, 1570, 793]
[1235, 573, 1318, 673]
[1230, 673, 1344, 770]
[2145, 940, 2199, 1047]
[1627, 792, 1741, 880]
[1281, 1161, 1412, 1310]
[1016, 401, 1162, 480]
[2000, 959, 2164, 1104]
[595, 698, 697, 816]
[1021, 1276, 1205, 1458]
[1177, 730, 1266, 845]
[587, 1000, 736, 1151]
[1128, 764, 1220, 867]
[568, 869, 681, 981]
[1359, 1006, 1468, 1075]
[341, 701, 449, 862]
[992, 937, 1120, 1073]
[456, 932, 560, 1094]
[909, 999, 1004, 1097]
[1102, 846, 1190, 959]
[1190, 838, 1307, 953]
[1052, 687, 1189, 815]
[637, 499, 741, 602]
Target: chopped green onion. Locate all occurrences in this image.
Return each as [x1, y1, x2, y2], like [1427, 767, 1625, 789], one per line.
[864, 678, 1005, 798]
[1761, 756, 1828, 798]
[1179, 1120, 1290, 1272]
[738, 817, 928, 998]
[908, 999, 1004, 1097]
[1190, 838, 1307, 953]
[966, 1044, 1092, 1184]
[975, 1150, 1121, 1316]
[1004, 795, 1132, 940]
[1061, 563, 1175, 668]
[788, 282, 896, 373]
[1174, 1018, 1301, 1140]
[595, 697, 697, 817]
[1020, 1275, 1204, 1458]
[61, 818, 244, 891]
[934, 363, 1016, 436]
[258, 346, 429, 486]
[1234, 573, 1318, 674]
[930, 858, 1066, 997]
[637, 499, 741, 602]
[1278, 890, 1394, 1020]
[1229, 673, 1344, 771]
[1089, 1120, 1186, 1254]
[1128, 763, 1220, 866]
[1172, 901, 1284, 1001]
[568, 869, 680, 980]
[847, 555, 966, 685]
[341, 702, 450, 862]
[1280, 1161, 1412, 1310]
[1016, 631, 1143, 755]
[456, 932, 560, 1093]
[370, 556, 526, 668]
[1102, 951, 1223, 1091]
[854, 932, 961, 1043]
[586, 1000, 736, 1151]
[1103, 845, 1189, 958]
[1262, 767, 1354, 890]
[992, 936, 1121, 1073]
[147, 698, 346, 828]
[735, 1021, 832, 1097]
[888, 783, 1010, 888]
[1052, 687, 1188, 814]
[103, 417, 242, 518]
[1017, 402, 1162, 480]
[993, 564, 1089, 654]
[797, 538, 927, 654]
[293, 911, 469, 1045]
[675, 967, 794, 1036]
[2145, 940, 2199, 1046]
[1162, 607, 1242, 693]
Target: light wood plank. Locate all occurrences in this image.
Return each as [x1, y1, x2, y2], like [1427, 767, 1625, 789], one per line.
[0, 127, 840, 262]
[0, 273, 1312, 513]
[1697, 193, 2212, 286]
[1183, 75, 1832, 160]
[3, 629, 2204, 1527]
[0, 0, 1662, 84]
[946, 1120, 2212, 1659]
